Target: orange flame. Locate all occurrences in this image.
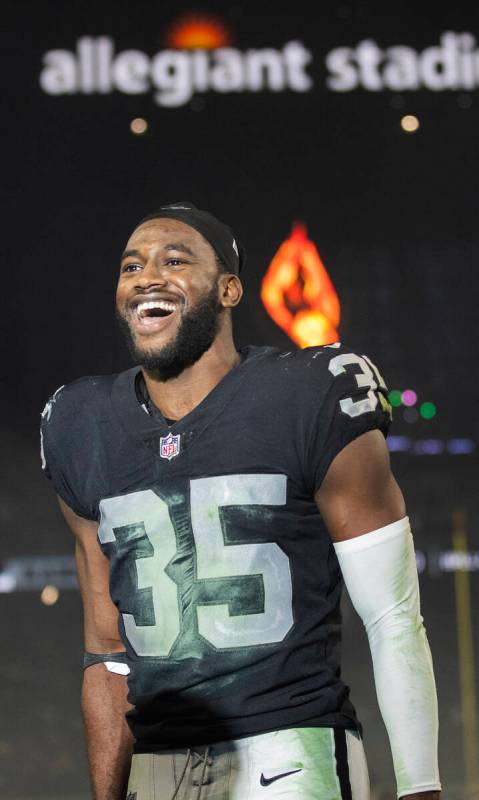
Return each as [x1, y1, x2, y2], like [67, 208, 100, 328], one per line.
[166, 14, 233, 50]
[261, 223, 340, 348]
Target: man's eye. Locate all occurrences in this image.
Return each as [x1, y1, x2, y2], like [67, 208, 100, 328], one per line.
[122, 263, 142, 273]
[166, 259, 185, 267]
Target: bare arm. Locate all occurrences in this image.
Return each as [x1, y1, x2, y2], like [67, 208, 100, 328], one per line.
[315, 430, 440, 800]
[315, 428, 406, 542]
[58, 496, 134, 800]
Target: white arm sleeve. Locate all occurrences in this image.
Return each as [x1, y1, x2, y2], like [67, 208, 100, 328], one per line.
[334, 517, 441, 798]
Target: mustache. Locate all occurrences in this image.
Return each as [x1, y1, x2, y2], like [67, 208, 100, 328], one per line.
[115, 284, 223, 380]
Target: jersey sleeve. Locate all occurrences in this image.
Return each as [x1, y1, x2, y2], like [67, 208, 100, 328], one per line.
[40, 385, 97, 520]
[305, 347, 392, 491]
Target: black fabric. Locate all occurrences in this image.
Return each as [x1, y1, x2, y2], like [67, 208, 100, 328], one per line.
[305, 348, 392, 490]
[334, 729, 353, 800]
[41, 343, 391, 749]
[83, 651, 128, 669]
[134, 371, 176, 425]
[138, 201, 245, 275]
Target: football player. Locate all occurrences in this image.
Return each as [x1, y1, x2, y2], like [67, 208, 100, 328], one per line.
[41, 203, 441, 800]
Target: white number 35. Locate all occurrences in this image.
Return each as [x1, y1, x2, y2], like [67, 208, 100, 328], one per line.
[328, 353, 387, 418]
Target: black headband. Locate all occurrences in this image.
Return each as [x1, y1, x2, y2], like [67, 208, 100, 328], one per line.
[138, 201, 245, 275]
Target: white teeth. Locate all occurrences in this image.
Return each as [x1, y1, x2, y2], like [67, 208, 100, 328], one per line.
[136, 300, 177, 317]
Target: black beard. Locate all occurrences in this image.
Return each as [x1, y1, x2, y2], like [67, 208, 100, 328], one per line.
[116, 283, 223, 380]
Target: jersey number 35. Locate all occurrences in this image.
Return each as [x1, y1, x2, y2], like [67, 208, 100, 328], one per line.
[98, 474, 294, 658]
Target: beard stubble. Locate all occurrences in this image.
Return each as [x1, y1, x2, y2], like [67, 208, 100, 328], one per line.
[116, 282, 223, 380]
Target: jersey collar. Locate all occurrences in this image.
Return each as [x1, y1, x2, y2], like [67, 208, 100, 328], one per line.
[110, 346, 271, 444]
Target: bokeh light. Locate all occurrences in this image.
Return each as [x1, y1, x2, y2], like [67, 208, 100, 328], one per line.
[402, 389, 417, 407]
[388, 389, 402, 407]
[401, 114, 420, 133]
[40, 585, 59, 606]
[420, 401, 437, 420]
[130, 118, 148, 135]
[403, 408, 419, 424]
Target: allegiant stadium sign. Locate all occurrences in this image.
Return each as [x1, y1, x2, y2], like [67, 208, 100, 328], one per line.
[39, 32, 478, 108]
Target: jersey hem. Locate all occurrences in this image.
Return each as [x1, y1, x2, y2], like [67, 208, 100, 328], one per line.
[132, 716, 362, 752]
[56, 487, 97, 520]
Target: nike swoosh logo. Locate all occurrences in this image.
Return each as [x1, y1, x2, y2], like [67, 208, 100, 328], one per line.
[260, 768, 302, 786]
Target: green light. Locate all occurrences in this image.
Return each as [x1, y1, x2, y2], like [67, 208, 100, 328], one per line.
[388, 390, 402, 407]
[420, 401, 437, 420]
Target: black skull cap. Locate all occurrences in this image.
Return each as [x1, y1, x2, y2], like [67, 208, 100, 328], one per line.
[138, 201, 245, 275]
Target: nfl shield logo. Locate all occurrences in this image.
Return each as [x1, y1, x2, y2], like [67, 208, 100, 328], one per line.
[160, 432, 181, 461]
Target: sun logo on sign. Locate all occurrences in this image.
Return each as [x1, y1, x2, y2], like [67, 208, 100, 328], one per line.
[165, 14, 233, 50]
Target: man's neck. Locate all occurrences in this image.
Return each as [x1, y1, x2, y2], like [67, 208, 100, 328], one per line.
[141, 337, 241, 422]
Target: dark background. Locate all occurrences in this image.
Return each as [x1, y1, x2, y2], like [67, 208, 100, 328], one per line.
[2, 1, 478, 797]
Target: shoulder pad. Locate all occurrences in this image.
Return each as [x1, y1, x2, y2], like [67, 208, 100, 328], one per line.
[41, 383, 66, 422]
[41, 374, 115, 427]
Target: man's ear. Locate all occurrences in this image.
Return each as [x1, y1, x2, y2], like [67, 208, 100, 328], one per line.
[220, 274, 243, 308]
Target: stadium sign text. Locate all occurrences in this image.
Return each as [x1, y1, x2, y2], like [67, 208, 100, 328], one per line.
[39, 32, 479, 107]
[326, 32, 478, 91]
[39, 38, 313, 107]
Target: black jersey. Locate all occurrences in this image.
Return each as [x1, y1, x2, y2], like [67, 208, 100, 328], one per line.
[41, 344, 391, 750]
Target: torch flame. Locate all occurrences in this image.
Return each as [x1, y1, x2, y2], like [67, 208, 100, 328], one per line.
[261, 223, 340, 348]
[166, 15, 233, 49]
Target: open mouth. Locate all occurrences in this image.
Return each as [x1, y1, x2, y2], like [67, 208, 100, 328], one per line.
[133, 299, 180, 331]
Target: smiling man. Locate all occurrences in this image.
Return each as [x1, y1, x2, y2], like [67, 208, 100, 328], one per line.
[41, 202, 441, 800]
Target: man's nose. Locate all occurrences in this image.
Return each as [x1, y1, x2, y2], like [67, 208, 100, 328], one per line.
[135, 259, 168, 287]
